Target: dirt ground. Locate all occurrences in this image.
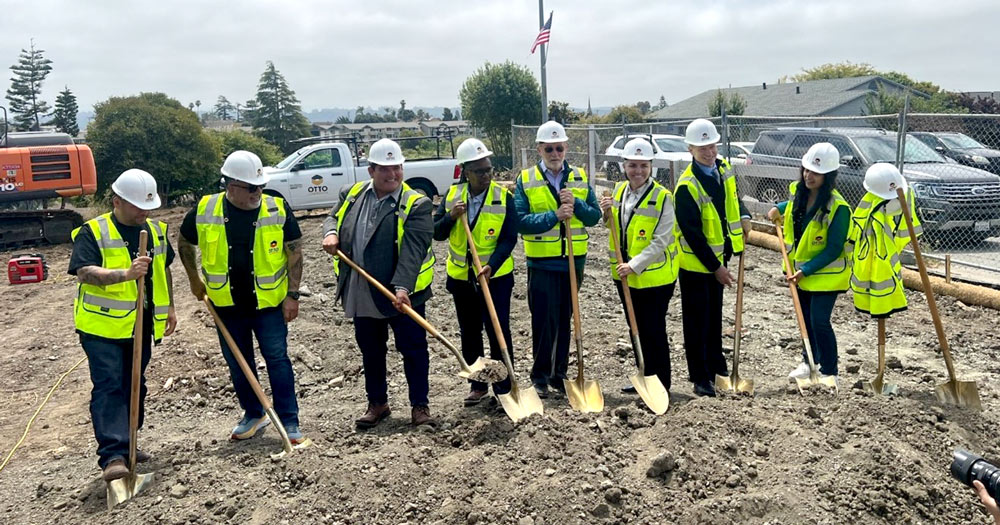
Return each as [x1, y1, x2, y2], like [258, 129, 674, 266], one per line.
[1, 203, 999, 525]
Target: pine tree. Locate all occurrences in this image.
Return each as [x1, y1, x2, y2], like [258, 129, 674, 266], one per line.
[442, 107, 454, 121]
[214, 95, 235, 120]
[251, 61, 310, 151]
[5, 40, 53, 131]
[49, 86, 79, 136]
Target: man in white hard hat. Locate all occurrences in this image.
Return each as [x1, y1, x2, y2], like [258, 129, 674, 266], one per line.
[177, 150, 307, 444]
[321, 138, 437, 428]
[514, 121, 601, 399]
[673, 119, 751, 397]
[433, 138, 517, 406]
[68, 169, 177, 482]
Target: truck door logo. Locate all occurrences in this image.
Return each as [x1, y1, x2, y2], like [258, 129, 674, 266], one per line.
[309, 174, 328, 193]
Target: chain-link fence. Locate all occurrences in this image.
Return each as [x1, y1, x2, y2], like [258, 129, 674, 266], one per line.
[511, 110, 1000, 285]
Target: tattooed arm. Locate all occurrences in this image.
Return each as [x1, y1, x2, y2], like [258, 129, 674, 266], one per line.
[76, 255, 151, 286]
[164, 266, 177, 336]
[282, 238, 303, 323]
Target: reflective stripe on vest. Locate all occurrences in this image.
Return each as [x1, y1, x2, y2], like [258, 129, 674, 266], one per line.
[607, 180, 679, 288]
[674, 160, 743, 273]
[519, 165, 590, 258]
[445, 182, 514, 280]
[72, 214, 171, 340]
[782, 183, 852, 292]
[195, 193, 288, 309]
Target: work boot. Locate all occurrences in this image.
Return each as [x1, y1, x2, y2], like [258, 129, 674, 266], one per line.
[355, 403, 390, 429]
[693, 381, 716, 398]
[549, 381, 566, 398]
[102, 458, 128, 482]
[463, 389, 489, 407]
[788, 362, 811, 380]
[283, 424, 306, 445]
[136, 449, 152, 463]
[533, 383, 549, 399]
[621, 384, 637, 394]
[231, 415, 271, 440]
[411, 405, 436, 426]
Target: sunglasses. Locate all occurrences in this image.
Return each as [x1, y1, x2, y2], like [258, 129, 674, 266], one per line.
[230, 181, 264, 192]
[469, 167, 493, 176]
[544, 145, 565, 153]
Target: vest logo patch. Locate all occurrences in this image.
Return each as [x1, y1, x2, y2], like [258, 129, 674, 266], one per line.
[269, 240, 280, 254]
[485, 227, 497, 240]
[637, 228, 647, 240]
[812, 235, 824, 245]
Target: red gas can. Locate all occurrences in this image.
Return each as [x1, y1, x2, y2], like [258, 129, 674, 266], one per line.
[8, 253, 48, 285]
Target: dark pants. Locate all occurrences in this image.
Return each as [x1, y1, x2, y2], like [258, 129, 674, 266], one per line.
[354, 303, 430, 407]
[215, 307, 299, 427]
[615, 281, 675, 390]
[795, 288, 840, 375]
[447, 274, 514, 395]
[526, 267, 580, 387]
[679, 269, 728, 386]
[80, 317, 152, 469]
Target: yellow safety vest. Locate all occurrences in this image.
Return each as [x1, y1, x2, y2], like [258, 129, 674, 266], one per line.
[850, 192, 907, 317]
[72, 213, 171, 340]
[674, 160, 744, 273]
[782, 183, 853, 292]
[608, 180, 679, 288]
[333, 181, 435, 293]
[519, 165, 591, 258]
[888, 186, 923, 252]
[444, 182, 514, 281]
[195, 193, 288, 309]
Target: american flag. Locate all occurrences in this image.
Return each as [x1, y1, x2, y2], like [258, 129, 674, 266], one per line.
[530, 11, 553, 54]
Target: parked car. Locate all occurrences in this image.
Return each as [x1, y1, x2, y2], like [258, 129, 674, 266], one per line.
[263, 139, 459, 211]
[745, 127, 1000, 244]
[911, 132, 1000, 175]
[720, 141, 754, 165]
[602, 133, 692, 176]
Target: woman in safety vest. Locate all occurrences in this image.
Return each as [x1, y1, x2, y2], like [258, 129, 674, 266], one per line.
[433, 138, 518, 407]
[599, 138, 680, 393]
[767, 143, 852, 381]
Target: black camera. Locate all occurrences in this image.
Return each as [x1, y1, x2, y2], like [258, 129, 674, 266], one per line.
[952, 449, 1000, 499]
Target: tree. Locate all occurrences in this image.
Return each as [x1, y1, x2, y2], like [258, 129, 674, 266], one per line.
[243, 99, 258, 123]
[397, 99, 416, 121]
[195, 99, 201, 116]
[793, 61, 878, 82]
[214, 96, 235, 120]
[442, 107, 454, 121]
[547, 100, 580, 124]
[708, 89, 747, 117]
[957, 94, 1000, 114]
[208, 129, 284, 166]
[636, 100, 651, 115]
[603, 104, 645, 124]
[85, 92, 221, 201]
[250, 61, 311, 152]
[454, 109, 461, 120]
[415, 108, 430, 121]
[657, 95, 668, 110]
[5, 40, 53, 131]
[48, 86, 79, 136]
[792, 61, 964, 113]
[460, 61, 541, 167]
[335, 115, 351, 124]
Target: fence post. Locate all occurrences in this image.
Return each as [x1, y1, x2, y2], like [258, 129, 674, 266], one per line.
[510, 118, 516, 173]
[721, 104, 729, 161]
[896, 93, 911, 172]
[587, 124, 596, 180]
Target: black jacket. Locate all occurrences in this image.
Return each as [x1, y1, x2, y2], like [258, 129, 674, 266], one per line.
[674, 159, 749, 272]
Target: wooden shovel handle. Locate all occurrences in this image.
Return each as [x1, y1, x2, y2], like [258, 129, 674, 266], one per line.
[604, 199, 640, 337]
[460, 214, 510, 355]
[774, 222, 817, 363]
[128, 230, 148, 473]
[202, 297, 274, 411]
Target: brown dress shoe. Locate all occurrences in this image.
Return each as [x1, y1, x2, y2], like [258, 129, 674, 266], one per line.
[102, 458, 129, 482]
[136, 449, 152, 463]
[355, 403, 390, 429]
[463, 389, 489, 406]
[411, 405, 436, 426]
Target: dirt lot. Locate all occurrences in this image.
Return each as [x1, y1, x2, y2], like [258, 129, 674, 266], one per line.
[1, 204, 999, 525]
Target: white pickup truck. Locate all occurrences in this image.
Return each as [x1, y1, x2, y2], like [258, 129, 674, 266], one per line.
[263, 140, 460, 210]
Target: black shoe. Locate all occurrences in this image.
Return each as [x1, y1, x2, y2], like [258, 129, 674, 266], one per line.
[621, 384, 637, 394]
[549, 381, 566, 398]
[533, 383, 549, 399]
[693, 382, 716, 397]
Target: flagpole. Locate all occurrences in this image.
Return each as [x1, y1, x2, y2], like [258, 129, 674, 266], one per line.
[538, 0, 548, 122]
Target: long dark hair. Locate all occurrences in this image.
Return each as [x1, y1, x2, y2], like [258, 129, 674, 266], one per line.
[792, 167, 838, 231]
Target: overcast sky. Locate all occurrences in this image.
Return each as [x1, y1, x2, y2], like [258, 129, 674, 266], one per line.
[4, 0, 996, 116]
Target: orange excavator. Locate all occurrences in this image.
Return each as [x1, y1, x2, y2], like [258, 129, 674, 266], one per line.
[0, 106, 97, 247]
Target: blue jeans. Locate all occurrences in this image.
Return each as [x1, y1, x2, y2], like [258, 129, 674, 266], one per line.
[795, 289, 840, 376]
[214, 307, 299, 426]
[80, 317, 152, 469]
[353, 304, 430, 407]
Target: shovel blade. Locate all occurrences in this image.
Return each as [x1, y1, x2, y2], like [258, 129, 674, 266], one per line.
[458, 358, 507, 384]
[269, 438, 314, 460]
[630, 373, 669, 415]
[935, 380, 982, 411]
[862, 375, 898, 396]
[715, 373, 754, 396]
[497, 385, 544, 423]
[106, 472, 154, 510]
[564, 377, 604, 413]
[795, 373, 838, 395]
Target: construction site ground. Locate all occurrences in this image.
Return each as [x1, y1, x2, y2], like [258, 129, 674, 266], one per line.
[1, 204, 999, 525]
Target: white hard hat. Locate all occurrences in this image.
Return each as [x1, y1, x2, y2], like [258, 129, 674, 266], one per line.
[456, 138, 493, 164]
[368, 138, 405, 166]
[863, 163, 908, 200]
[111, 169, 161, 210]
[220, 150, 268, 185]
[621, 138, 655, 161]
[536, 120, 568, 143]
[801, 142, 840, 175]
[684, 119, 721, 146]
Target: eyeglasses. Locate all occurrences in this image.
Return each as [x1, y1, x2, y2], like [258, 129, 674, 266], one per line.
[230, 182, 264, 192]
[469, 167, 493, 177]
[544, 145, 565, 153]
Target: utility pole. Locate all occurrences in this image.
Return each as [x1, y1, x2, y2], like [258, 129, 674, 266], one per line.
[539, 0, 548, 123]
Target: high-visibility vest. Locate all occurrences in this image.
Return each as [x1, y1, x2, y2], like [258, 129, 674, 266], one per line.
[782, 182, 853, 292]
[333, 181, 435, 293]
[607, 180, 679, 288]
[72, 213, 171, 340]
[850, 192, 907, 317]
[443, 182, 514, 281]
[674, 160, 744, 273]
[519, 165, 591, 258]
[888, 187, 923, 252]
[195, 193, 288, 309]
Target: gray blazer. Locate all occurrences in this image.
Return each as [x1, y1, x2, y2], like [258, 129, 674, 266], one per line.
[325, 182, 434, 316]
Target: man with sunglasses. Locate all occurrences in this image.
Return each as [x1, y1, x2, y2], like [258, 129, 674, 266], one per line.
[178, 150, 307, 443]
[433, 138, 518, 407]
[514, 120, 601, 399]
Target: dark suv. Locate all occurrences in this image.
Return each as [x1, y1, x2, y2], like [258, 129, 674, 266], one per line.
[910, 132, 1000, 175]
[744, 127, 1000, 243]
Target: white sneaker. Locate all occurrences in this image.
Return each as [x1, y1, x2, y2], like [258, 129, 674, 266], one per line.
[788, 362, 811, 380]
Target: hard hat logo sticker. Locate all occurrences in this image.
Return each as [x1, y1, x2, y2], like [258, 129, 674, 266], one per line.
[551, 131, 558, 137]
[813, 157, 821, 166]
[701, 132, 709, 139]
[476, 146, 483, 153]
[145, 193, 154, 201]
[386, 152, 394, 159]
